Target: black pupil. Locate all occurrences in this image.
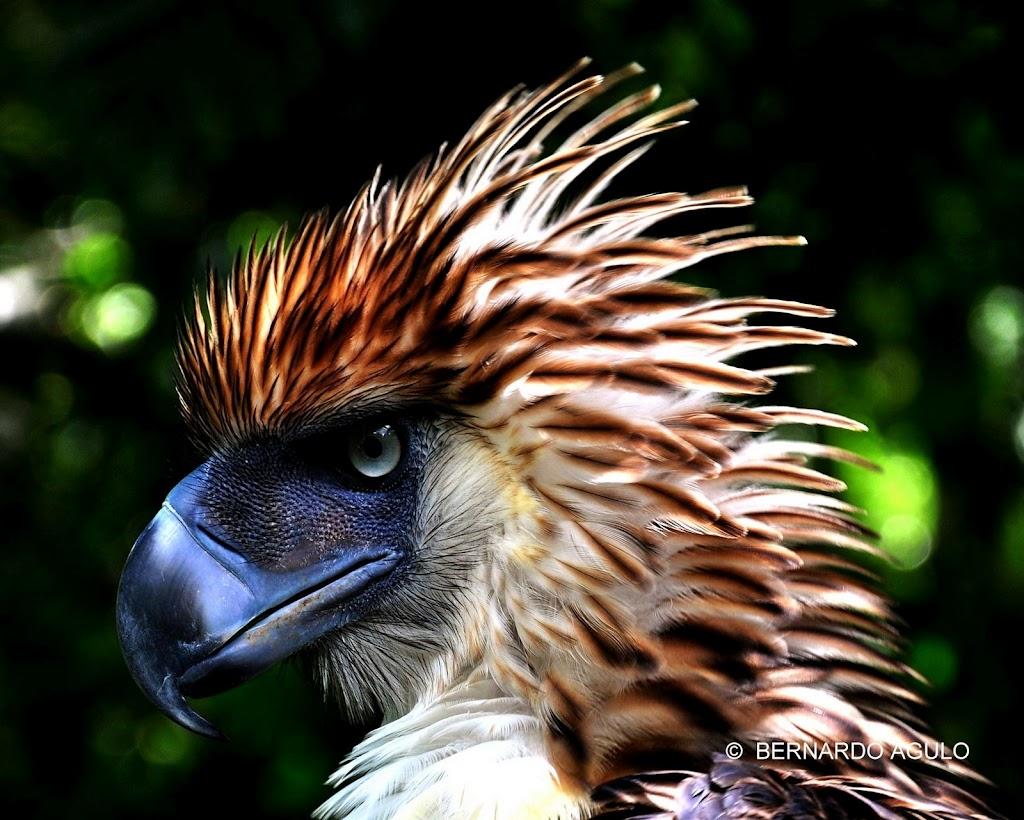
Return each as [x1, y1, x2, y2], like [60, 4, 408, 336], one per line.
[362, 431, 385, 459]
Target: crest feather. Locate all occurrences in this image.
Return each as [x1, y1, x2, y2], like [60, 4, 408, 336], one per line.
[176, 60, 802, 445]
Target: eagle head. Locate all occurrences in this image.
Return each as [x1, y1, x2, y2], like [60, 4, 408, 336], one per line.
[116, 61, 988, 819]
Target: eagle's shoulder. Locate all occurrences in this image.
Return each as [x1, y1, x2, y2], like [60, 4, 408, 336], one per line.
[592, 755, 996, 820]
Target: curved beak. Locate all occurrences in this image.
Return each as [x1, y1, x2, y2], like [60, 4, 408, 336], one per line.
[115, 466, 399, 738]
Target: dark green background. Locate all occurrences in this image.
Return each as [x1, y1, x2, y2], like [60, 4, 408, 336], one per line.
[1, 1, 1020, 816]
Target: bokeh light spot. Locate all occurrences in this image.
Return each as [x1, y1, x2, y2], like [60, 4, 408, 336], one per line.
[63, 232, 131, 289]
[226, 211, 281, 257]
[137, 717, 192, 766]
[969, 285, 1024, 366]
[72, 199, 124, 235]
[92, 709, 137, 757]
[50, 420, 104, 477]
[864, 347, 921, 410]
[999, 492, 1024, 587]
[1014, 409, 1024, 464]
[839, 438, 939, 570]
[909, 634, 958, 692]
[0, 265, 41, 325]
[880, 514, 933, 569]
[80, 283, 156, 351]
[36, 372, 74, 423]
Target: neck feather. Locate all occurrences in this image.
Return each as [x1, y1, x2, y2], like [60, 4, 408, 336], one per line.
[316, 667, 589, 820]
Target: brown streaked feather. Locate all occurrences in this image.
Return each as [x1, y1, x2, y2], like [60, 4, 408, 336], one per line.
[593, 757, 993, 819]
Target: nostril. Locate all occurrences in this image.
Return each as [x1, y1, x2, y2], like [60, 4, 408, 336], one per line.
[190, 518, 261, 578]
[195, 520, 245, 556]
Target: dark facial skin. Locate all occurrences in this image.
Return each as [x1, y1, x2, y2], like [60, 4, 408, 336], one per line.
[116, 414, 428, 737]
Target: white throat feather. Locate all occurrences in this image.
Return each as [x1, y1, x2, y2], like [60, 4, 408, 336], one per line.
[316, 668, 588, 820]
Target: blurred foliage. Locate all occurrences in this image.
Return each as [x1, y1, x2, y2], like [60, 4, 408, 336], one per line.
[1, 0, 1021, 816]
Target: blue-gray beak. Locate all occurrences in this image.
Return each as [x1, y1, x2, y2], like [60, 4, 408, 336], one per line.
[115, 465, 400, 738]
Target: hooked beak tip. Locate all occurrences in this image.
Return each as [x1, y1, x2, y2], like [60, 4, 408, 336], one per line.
[153, 673, 226, 740]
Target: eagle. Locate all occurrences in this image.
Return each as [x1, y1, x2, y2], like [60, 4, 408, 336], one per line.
[115, 61, 992, 819]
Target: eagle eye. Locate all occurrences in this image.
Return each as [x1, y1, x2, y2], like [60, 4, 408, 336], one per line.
[289, 416, 409, 489]
[347, 422, 402, 479]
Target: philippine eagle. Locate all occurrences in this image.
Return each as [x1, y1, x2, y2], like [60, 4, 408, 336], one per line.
[116, 61, 992, 819]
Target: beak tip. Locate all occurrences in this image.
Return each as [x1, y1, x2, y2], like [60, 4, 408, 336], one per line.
[114, 498, 235, 742]
[184, 715, 227, 742]
[152, 674, 226, 740]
